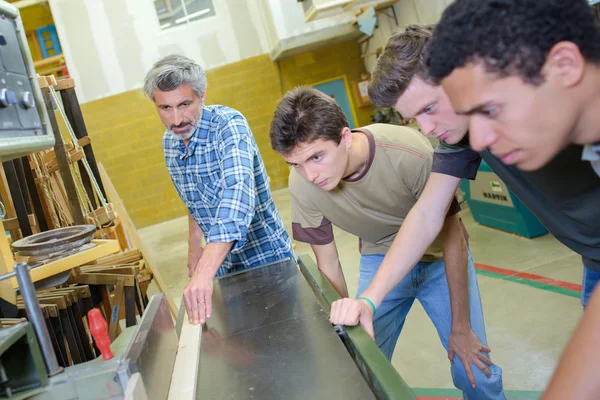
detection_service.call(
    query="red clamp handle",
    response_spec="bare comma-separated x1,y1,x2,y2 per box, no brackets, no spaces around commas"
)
88,308,113,360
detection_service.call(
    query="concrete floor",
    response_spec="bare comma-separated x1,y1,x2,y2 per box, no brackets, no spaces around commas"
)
139,187,583,396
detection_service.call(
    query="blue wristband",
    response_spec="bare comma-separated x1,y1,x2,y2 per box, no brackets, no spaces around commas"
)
357,297,376,315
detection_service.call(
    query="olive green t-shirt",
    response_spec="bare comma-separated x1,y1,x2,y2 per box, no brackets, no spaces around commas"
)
290,123,460,262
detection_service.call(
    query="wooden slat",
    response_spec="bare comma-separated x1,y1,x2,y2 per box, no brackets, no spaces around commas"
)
91,249,142,267
33,55,65,69
68,272,135,287
79,264,140,274
55,78,75,92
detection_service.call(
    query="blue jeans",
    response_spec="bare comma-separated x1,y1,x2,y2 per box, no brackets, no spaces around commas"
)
581,265,600,308
357,252,505,400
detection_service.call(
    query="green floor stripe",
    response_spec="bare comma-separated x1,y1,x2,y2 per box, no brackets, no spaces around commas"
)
475,269,581,299
412,387,542,399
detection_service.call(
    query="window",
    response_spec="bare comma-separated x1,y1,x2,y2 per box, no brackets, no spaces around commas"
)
154,0,216,30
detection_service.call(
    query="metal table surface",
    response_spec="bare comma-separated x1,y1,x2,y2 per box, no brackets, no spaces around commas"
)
196,258,377,400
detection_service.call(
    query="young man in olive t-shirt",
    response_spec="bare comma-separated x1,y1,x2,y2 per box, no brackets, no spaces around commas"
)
269,87,505,399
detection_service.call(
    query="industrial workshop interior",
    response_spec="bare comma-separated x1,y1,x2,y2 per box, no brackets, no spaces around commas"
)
0,0,599,399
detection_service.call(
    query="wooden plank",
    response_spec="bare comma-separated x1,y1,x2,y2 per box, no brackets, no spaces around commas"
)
98,163,177,317
167,319,202,400
9,239,120,289
125,373,149,400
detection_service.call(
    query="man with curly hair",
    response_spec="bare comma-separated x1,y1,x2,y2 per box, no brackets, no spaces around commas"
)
426,0,600,175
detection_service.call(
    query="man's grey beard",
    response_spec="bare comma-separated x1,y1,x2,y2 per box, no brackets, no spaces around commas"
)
167,112,202,141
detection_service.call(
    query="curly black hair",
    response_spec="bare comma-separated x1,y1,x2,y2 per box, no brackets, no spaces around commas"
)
426,0,600,85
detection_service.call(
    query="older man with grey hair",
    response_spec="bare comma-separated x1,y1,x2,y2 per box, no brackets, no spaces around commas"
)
143,54,294,325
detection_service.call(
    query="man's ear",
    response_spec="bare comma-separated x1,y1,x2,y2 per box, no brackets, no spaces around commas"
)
200,91,207,103
544,41,585,88
340,127,353,149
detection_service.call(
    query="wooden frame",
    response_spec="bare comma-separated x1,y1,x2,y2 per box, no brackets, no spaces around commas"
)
9,239,120,289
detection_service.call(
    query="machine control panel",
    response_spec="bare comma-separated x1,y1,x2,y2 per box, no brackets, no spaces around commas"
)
0,2,54,161
0,16,42,134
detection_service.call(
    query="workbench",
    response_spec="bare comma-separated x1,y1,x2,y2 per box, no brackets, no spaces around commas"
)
170,255,417,400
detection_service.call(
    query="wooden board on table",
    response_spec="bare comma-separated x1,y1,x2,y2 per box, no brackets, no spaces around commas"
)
167,319,202,400
97,163,177,318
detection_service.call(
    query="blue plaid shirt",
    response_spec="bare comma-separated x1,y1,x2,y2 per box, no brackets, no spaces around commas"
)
163,105,294,271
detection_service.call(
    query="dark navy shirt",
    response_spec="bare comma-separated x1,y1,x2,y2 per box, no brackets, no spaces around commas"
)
432,138,600,272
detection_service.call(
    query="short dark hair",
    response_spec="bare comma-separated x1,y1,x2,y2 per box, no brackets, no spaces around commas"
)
368,24,435,107
426,0,600,85
270,87,348,155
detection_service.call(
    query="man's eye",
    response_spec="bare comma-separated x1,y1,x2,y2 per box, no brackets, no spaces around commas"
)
425,105,434,114
312,155,322,161
180,103,190,108
161,106,171,110
481,107,496,117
